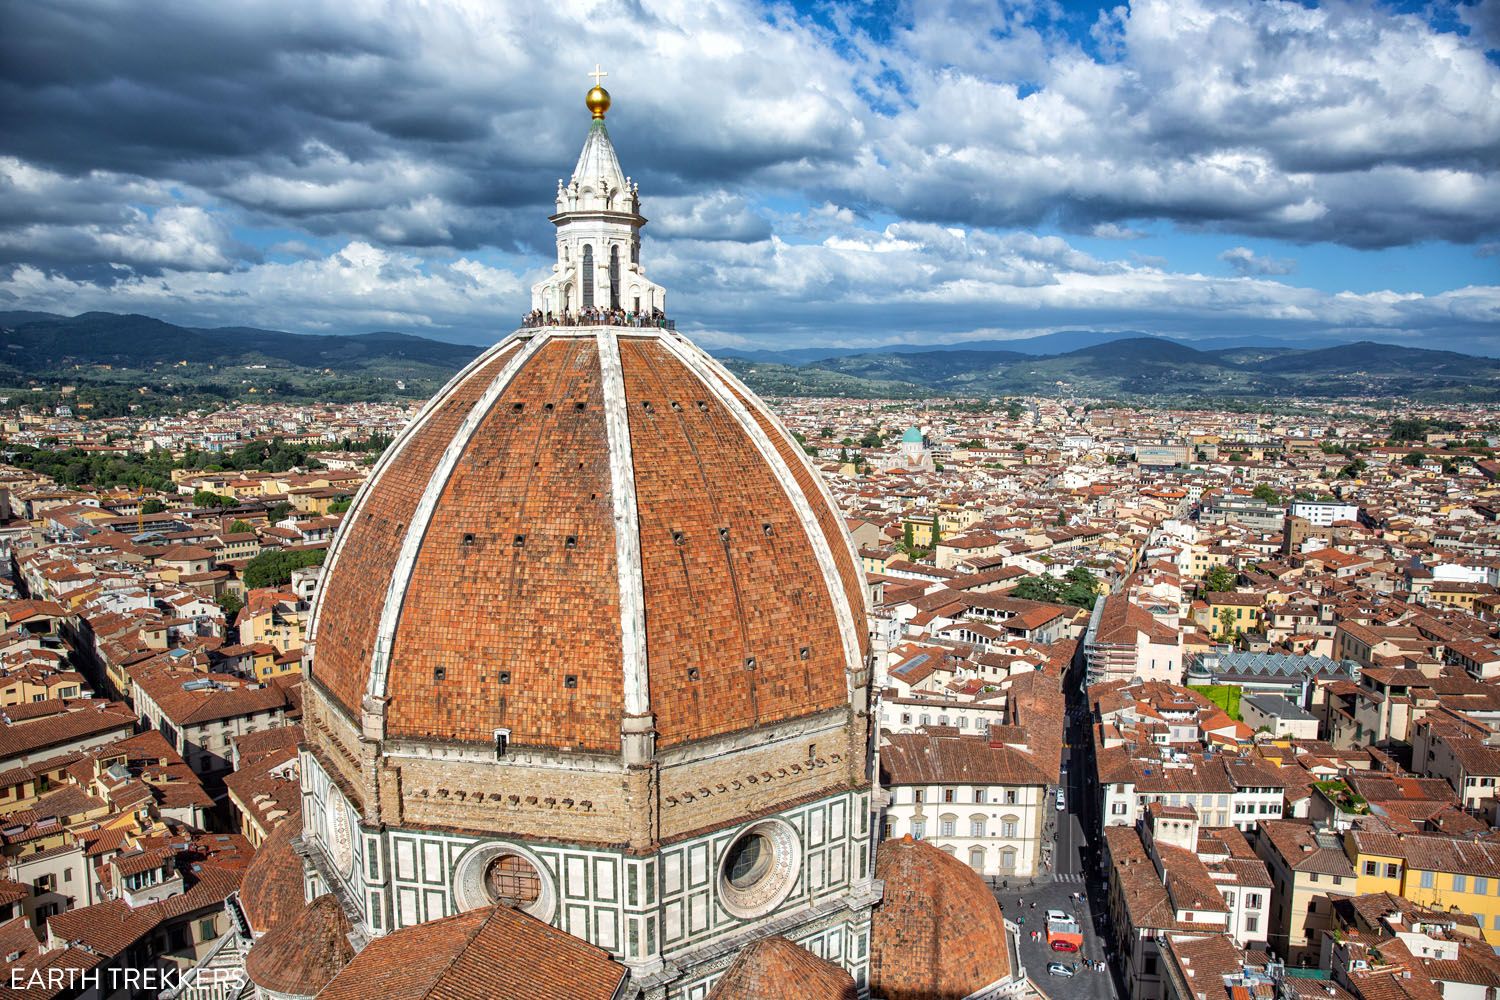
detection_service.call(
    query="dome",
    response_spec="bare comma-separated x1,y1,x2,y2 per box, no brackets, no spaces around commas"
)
707,936,856,1000
238,817,306,936
901,426,923,444
308,328,868,753
870,837,1011,1000
244,894,355,998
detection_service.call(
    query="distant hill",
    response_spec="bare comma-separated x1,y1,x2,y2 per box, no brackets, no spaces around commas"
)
714,329,1155,365
2,311,1496,403
0,312,480,372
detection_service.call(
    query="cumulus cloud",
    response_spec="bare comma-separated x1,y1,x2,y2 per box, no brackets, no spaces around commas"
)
1090,223,1147,240
644,222,1497,347
0,0,1495,346
0,242,525,338
1219,246,1297,277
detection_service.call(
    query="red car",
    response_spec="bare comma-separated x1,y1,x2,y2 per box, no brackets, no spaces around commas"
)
1050,939,1080,952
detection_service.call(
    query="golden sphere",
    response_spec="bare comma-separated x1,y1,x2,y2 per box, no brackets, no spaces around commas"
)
585,85,611,119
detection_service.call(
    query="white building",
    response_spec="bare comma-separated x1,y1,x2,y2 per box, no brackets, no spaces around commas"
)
878,728,1050,878
1290,501,1360,527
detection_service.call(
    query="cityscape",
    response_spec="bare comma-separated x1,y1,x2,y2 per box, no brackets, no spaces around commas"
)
2,2,1499,1000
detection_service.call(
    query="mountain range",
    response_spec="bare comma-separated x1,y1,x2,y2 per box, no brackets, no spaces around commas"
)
2,310,1496,403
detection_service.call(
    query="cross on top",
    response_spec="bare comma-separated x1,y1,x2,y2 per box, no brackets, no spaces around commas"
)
589,64,607,87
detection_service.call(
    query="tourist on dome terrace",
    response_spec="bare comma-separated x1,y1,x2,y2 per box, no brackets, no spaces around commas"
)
520,307,670,329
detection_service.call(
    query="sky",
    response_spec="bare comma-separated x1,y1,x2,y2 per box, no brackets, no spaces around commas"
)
1,0,1498,354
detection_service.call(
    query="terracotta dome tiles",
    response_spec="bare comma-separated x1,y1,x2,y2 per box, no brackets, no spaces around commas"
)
309,329,865,753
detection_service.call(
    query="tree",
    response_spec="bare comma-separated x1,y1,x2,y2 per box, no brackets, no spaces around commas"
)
1204,565,1236,593
328,498,352,514
1218,607,1238,640
903,521,915,553
194,489,235,508
1402,452,1427,467
218,591,244,619
266,501,292,522
1390,417,1428,442
1013,575,1065,604
818,426,834,439
1251,484,1281,505
859,430,883,449
242,547,327,589
1338,458,1367,479
140,499,166,514
228,519,253,534
1060,567,1101,608
930,518,942,548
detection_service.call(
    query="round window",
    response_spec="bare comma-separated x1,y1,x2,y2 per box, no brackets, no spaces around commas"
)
453,844,556,922
718,820,800,919
484,854,541,909
724,832,774,890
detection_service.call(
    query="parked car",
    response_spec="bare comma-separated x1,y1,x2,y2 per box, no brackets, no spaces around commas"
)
1056,788,1066,810
1048,963,1075,977
1051,939,1080,952
1046,909,1069,924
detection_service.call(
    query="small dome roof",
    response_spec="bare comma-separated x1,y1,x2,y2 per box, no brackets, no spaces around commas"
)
901,426,923,444
245,894,354,998
238,817,305,936
707,936,856,1000
870,837,1011,1000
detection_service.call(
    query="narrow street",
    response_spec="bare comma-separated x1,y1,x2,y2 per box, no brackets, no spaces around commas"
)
993,657,1119,1000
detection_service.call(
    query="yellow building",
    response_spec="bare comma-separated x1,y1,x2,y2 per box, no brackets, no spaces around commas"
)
1203,592,1265,638
1347,830,1500,944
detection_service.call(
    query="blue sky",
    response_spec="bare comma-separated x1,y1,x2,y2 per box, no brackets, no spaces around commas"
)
1,0,1497,353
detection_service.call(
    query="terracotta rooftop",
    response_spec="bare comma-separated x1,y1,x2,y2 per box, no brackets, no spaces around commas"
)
870,836,1009,1000
707,936,856,1000
245,894,354,996
317,902,628,1000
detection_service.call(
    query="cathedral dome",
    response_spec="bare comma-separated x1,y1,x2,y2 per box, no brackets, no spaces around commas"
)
307,328,868,753
870,837,1012,1000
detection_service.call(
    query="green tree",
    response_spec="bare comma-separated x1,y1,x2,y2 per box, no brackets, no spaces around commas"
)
194,489,235,508
228,519,253,534
218,591,244,619
1251,484,1281,505
1060,566,1101,608
1390,417,1428,442
242,548,328,589
266,501,292,522
140,499,166,514
1204,565,1236,593
1013,575,1065,604
903,521,915,553
930,518,942,548
859,430,883,449
1402,452,1427,467
1218,606,1238,640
